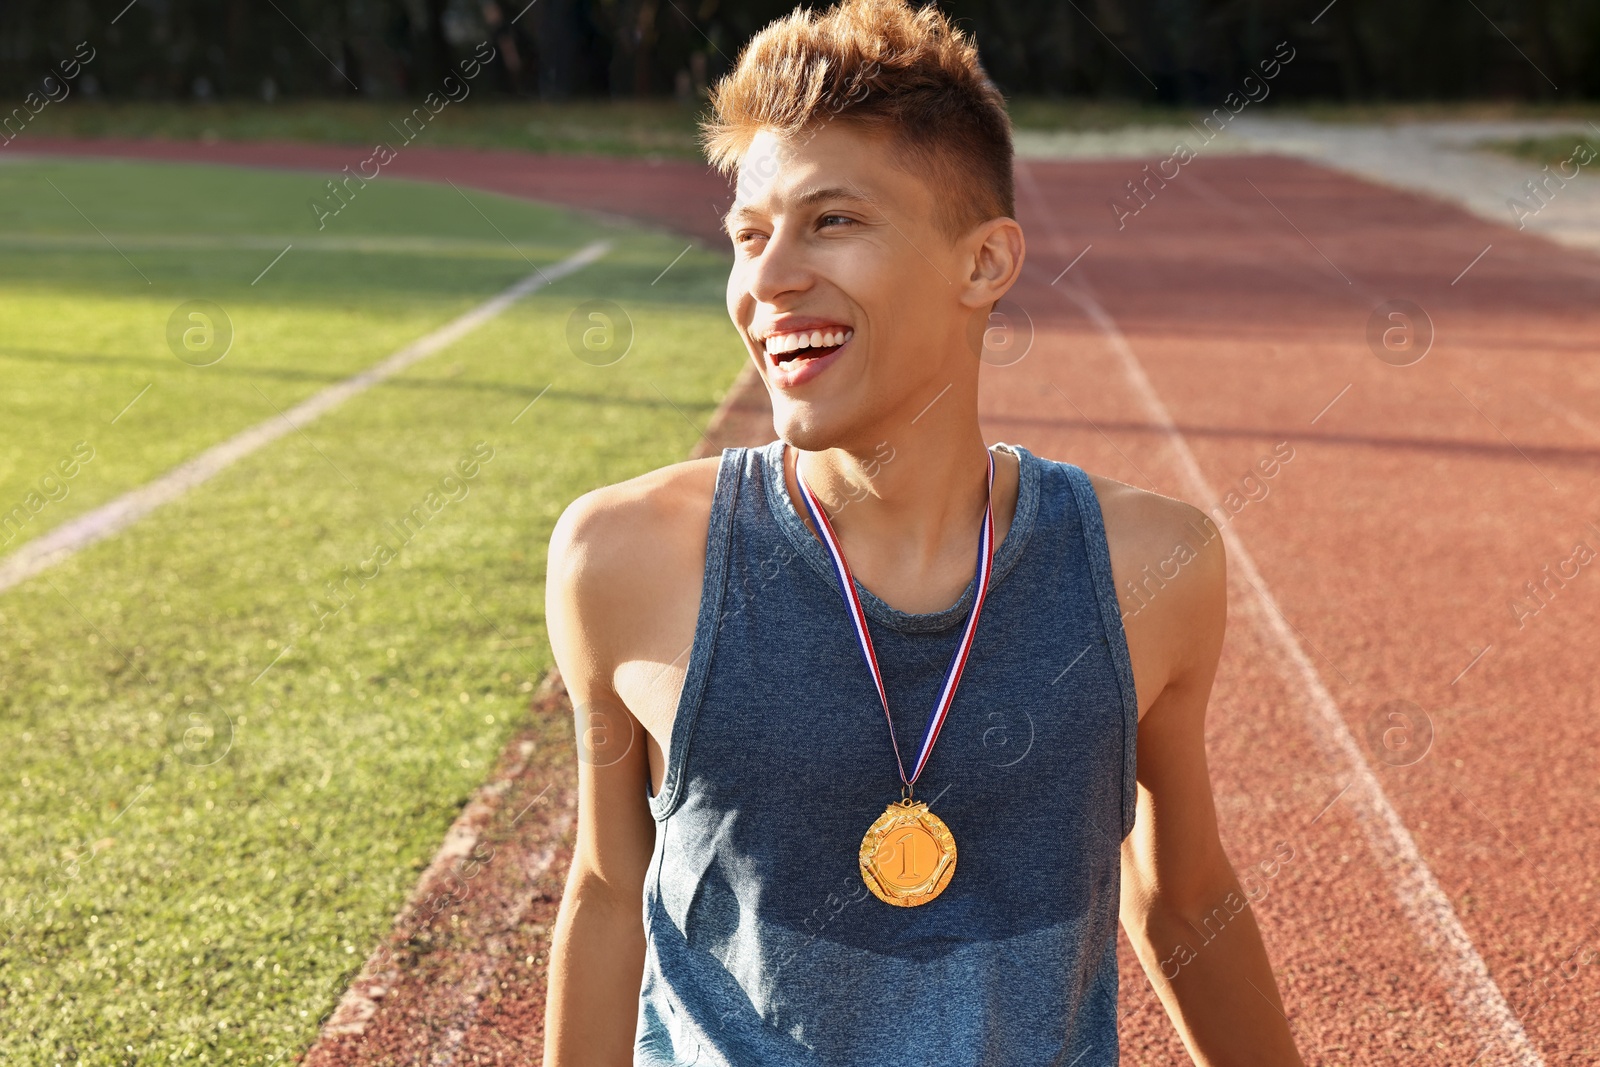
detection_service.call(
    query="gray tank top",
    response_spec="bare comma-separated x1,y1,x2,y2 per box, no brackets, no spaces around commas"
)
636,440,1137,1066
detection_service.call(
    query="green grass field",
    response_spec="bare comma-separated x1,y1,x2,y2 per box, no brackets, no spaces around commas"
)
20,99,714,159
22,99,1600,162
1482,131,1600,171
19,98,1199,159
0,158,745,1062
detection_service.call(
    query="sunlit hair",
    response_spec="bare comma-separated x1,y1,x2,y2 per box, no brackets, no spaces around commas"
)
700,0,1014,241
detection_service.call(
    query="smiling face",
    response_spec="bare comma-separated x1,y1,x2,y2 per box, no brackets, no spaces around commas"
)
724,121,1018,453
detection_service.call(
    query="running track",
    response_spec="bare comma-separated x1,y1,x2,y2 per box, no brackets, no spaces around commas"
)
20,137,1600,1064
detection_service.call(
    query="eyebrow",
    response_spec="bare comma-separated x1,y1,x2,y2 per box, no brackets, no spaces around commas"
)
722,185,879,236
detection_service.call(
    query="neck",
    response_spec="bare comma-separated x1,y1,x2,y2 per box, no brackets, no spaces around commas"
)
786,403,1018,615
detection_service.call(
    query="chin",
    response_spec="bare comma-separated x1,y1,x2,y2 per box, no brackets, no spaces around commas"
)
768,399,861,454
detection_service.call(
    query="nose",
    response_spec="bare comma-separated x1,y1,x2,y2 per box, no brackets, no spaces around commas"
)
745,222,815,305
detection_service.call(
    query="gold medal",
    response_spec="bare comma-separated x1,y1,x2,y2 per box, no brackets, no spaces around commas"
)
793,446,997,907
859,798,958,907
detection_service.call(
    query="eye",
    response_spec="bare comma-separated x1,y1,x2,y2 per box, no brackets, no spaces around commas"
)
734,229,768,246
818,213,855,229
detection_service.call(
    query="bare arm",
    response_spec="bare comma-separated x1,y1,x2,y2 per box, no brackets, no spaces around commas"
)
1113,500,1306,1066
542,492,656,1067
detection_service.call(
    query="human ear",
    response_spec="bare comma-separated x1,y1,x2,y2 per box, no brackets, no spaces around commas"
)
959,217,1025,310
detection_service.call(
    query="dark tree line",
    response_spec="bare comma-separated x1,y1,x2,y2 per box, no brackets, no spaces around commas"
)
1,0,1595,102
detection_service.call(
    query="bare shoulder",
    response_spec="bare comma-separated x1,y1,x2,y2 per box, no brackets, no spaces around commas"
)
546,457,722,665
1085,474,1226,591
1085,473,1227,715
551,456,722,551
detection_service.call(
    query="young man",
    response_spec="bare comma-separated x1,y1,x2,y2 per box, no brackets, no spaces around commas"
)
543,0,1306,1063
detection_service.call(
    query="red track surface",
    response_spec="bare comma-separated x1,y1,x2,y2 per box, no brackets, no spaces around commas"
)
24,137,1600,1064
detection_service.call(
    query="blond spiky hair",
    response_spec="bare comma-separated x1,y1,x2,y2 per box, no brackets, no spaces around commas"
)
700,0,1014,240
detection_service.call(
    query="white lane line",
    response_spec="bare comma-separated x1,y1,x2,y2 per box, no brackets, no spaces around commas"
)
0,240,610,596
1057,272,1546,1067
1018,160,1543,1065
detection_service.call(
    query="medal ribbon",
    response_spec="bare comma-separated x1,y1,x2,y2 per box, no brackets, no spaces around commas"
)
794,446,997,789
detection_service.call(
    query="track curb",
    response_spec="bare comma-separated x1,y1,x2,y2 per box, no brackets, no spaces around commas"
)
299,338,771,1064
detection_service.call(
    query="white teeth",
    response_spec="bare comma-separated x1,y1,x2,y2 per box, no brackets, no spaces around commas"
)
761,327,855,357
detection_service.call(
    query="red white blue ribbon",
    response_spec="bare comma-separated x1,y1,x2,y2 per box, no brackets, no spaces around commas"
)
794,446,997,789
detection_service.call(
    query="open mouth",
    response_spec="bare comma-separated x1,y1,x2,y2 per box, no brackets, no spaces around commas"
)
763,327,853,366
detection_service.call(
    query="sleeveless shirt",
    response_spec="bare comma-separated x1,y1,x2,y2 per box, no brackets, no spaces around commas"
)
636,440,1138,1066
